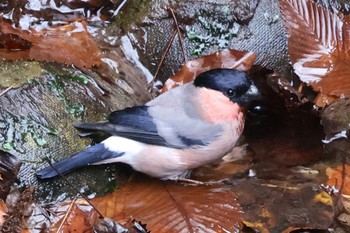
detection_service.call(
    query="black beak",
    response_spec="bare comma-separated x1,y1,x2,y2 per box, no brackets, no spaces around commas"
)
234,83,261,106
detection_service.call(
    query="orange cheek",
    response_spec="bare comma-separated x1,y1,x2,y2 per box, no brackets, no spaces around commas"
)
198,89,244,123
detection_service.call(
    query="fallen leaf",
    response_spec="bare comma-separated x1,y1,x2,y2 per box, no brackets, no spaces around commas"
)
0,187,34,233
161,49,256,92
0,150,21,200
321,99,350,137
326,164,350,196
49,198,96,233
279,0,350,106
42,175,243,232
92,175,243,232
0,200,6,226
0,19,101,70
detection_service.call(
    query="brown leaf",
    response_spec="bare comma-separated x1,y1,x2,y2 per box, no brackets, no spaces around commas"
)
0,19,101,70
0,200,6,226
161,49,256,92
279,0,350,106
92,175,243,233
0,151,21,200
321,99,350,137
49,199,96,233
1,187,34,233
326,164,350,195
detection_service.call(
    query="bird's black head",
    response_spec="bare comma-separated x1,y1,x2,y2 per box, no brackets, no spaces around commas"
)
193,68,260,106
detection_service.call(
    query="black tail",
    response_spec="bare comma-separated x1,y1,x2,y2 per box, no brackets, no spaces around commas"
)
37,143,123,179
73,121,117,137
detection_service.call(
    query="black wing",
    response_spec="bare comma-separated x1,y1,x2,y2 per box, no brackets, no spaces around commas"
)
73,106,207,148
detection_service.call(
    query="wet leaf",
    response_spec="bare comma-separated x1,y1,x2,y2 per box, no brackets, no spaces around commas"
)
161,49,256,92
279,0,350,107
0,151,21,199
92,175,243,232
0,200,6,226
326,164,350,195
42,175,243,232
0,19,101,70
321,99,350,138
1,187,34,233
49,199,96,233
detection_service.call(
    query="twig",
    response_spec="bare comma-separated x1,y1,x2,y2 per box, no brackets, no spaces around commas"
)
0,85,14,97
298,82,304,93
335,157,347,214
57,196,78,232
168,7,187,63
45,158,105,218
112,0,128,17
148,29,177,90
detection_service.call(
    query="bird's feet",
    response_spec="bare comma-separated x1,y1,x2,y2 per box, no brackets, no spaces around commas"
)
170,177,231,186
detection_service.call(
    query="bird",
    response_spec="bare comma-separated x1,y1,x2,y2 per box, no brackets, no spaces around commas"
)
37,68,260,180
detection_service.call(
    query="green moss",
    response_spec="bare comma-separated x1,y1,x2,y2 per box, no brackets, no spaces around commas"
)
186,9,240,55
0,60,42,87
0,110,58,153
47,72,87,118
114,0,153,30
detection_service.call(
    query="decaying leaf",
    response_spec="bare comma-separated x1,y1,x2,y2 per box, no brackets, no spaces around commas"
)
0,187,34,233
0,150,21,200
41,175,243,232
0,19,101,70
49,198,96,233
161,49,256,92
326,164,350,196
0,200,6,226
321,99,350,138
92,175,243,232
279,0,350,107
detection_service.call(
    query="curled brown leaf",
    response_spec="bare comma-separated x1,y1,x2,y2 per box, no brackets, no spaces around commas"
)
161,49,256,93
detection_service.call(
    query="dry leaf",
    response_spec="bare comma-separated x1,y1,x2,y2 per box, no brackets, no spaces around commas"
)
0,19,101,70
161,49,256,92
280,0,350,106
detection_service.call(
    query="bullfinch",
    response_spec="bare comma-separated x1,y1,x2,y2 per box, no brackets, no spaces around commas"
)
37,68,260,180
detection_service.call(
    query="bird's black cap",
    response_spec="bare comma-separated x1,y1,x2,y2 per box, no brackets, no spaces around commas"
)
194,68,260,106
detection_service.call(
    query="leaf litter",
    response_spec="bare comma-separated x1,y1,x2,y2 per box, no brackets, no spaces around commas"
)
0,0,350,232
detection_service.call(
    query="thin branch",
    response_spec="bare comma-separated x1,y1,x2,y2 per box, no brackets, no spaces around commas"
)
168,7,187,63
112,0,128,17
0,85,14,97
57,196,78,232
148,29,177,91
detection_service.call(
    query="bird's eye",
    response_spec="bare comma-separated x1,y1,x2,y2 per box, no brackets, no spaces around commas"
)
226,88,236,97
